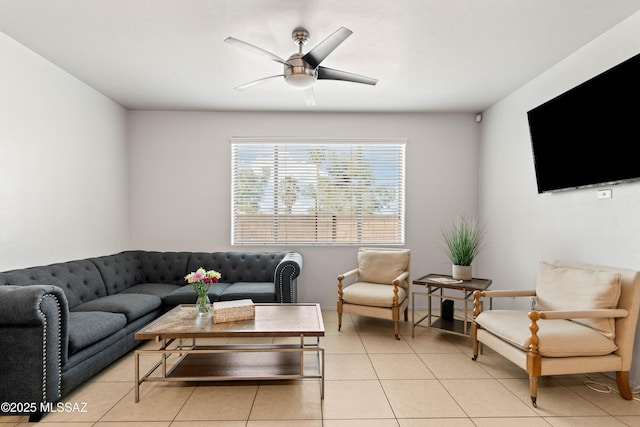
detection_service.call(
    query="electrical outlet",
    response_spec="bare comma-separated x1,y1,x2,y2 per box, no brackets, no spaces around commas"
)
597,189,612,199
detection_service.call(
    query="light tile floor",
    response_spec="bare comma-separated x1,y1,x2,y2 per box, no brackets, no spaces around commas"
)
1,310,640,426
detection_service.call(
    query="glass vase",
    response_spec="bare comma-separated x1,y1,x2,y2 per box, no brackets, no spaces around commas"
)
195,294,211,316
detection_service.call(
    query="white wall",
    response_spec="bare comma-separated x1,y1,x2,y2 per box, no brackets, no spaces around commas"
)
0,32,129,270
128,111,480,308
479,11,640,388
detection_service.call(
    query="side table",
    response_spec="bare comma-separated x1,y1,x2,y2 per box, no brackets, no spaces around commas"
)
412,273,492,338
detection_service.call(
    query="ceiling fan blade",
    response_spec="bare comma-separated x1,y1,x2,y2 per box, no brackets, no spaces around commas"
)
302,27,352,69
224,37,289,65
235,75,283,91
317,66,378,85
303,87,316,106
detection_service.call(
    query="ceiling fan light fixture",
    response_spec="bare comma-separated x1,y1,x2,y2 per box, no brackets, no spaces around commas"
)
284,53,317,89
285,73,316,89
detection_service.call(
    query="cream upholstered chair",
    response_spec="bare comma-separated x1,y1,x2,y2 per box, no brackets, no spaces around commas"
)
337,247,410,339
471,261,640,407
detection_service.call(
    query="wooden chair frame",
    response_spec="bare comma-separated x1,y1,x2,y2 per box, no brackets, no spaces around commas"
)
337,269,409,339
470,262,640,407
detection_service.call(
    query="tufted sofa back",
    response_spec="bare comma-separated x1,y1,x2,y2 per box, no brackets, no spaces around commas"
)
0,250,301,306
187,252,285,284
90,251,192,292
0,260,106,309
89,251,145,294
138,251,191,285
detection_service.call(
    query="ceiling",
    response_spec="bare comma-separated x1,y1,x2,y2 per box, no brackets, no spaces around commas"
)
1,0,640,113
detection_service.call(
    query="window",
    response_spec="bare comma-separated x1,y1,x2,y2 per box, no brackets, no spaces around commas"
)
231,137,406,245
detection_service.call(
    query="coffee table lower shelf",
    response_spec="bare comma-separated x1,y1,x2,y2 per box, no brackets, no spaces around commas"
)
135,343,324,401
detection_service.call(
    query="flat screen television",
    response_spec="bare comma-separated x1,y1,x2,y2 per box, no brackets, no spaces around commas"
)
527,52,640,193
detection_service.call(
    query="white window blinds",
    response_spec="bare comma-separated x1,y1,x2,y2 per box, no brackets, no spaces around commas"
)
231,137,406,245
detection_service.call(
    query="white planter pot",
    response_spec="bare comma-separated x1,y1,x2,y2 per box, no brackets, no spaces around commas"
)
452,265,472,281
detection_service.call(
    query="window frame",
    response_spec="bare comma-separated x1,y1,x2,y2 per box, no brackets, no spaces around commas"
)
231,137,406,246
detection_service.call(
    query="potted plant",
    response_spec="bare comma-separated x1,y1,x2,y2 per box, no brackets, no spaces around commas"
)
441,213,486,280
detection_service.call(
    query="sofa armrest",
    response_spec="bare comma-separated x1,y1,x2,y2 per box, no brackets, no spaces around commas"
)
0,285,69,414
274,252,303,303
0,285,68,325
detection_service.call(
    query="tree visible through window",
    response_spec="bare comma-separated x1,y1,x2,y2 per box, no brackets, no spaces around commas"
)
231,138,406,245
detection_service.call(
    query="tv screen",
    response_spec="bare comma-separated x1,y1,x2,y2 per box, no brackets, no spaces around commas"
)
527,52,640,193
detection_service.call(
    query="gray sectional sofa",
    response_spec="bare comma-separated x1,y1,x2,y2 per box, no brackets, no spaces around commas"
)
0,250,302,421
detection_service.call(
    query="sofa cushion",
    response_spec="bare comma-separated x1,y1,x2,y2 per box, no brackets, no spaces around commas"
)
163,283,231,306
0,259,107,309
118,283,182,299
475,309,618,357
71,293,161,322
220,282,276,303
357,248,410,289
535,261,621,338
67,311,127,354
342,282,407,308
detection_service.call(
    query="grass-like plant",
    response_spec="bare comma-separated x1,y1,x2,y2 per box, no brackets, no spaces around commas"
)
441,214,486,266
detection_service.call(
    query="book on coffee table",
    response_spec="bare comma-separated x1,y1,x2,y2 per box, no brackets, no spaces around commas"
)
428,276,463,284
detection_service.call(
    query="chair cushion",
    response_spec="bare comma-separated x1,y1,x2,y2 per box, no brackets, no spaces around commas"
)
67,311,127,354
342,282,407,308
535,261,621,338
475,310,618,357
72,293,161,322
357,248,410,288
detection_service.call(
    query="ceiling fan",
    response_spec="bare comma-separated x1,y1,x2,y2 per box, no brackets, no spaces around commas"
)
224,27,378,106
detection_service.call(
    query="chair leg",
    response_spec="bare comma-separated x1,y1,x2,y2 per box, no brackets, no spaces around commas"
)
529,375,538,407
392,305,400,340
337,299,343,332
617,371,632,400
404,307,409,321
471,323,479,360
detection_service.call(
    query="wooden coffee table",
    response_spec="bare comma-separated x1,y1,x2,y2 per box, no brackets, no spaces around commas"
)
134,303,325,402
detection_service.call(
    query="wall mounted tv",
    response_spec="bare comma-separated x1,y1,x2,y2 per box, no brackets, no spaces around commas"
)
527,52,640,193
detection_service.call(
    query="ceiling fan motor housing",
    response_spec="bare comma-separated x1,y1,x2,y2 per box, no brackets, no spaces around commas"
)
291,27,309,46
284,53,317,89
